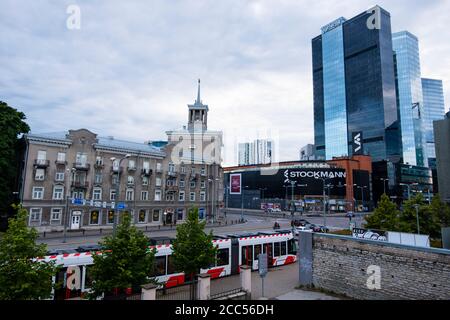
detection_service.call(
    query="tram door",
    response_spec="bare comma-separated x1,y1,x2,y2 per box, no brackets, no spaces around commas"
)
241,245,253,268
230,239,239,275
253,244,262,270
263,243,273,266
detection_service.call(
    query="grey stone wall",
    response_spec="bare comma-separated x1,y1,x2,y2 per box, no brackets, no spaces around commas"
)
311,234,450,300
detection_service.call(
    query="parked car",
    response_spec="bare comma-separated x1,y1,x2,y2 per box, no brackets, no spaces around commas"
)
292,219,310,227
273,222,281,229
46,248,78,255
294,226,313,236
76,244,103,253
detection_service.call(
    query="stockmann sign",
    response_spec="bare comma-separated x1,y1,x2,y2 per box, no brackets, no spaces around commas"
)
284,169,346,183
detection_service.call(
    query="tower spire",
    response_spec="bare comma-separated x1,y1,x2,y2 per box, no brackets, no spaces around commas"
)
196,78,201,104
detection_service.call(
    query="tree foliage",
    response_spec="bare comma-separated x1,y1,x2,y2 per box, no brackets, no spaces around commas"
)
400,194,442,238
88,214,155,299
0,205,57,300
0,101,30,227
172,207,217,278
365,194,400,231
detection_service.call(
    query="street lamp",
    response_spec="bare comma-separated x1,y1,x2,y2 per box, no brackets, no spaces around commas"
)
399,182,418,200
413,204,420,234
240,185,249,222
110,154,131,236
380,178,389,195
354,184,367,212
63,167,76,243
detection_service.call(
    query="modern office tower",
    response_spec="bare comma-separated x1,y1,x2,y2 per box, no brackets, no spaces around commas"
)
300,144,316,160
312,7,400,163
238,142,254,166
433,112,450,203
238,139,272,165
422,78,446,168
392,31,427,167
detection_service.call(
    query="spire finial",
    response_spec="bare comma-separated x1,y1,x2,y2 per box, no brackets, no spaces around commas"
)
196,79,201,104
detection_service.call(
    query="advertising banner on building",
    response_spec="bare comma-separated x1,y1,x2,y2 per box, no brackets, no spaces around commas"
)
352,228,387,241
230,173,242,194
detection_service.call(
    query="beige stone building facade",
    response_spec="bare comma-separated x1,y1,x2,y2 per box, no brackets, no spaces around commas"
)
19,81,223,232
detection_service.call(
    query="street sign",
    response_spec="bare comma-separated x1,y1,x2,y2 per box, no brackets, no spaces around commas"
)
258,254,268,278
117,202,127,210
72,198,84,205
111,202,115,209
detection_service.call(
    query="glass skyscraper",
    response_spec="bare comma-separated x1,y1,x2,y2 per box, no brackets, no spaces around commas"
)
422,78,446,168
392,31,427,167
313,7,400,163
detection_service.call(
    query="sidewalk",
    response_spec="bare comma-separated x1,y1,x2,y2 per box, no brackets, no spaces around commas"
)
275,289,341,300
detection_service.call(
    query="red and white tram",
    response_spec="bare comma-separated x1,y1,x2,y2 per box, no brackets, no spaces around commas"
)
41,230,297,299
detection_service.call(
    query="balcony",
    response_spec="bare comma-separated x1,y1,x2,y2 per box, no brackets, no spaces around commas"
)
111,167,123,174
179,170,187,176
141,168,152,176
165,185,179,193
55,159,67,166
71,181,89,189
34,159,50,168
167,171,178,177
94,162,104,169
155,168,163,174
127,165,137,172
127,180,135,186
73,162,90,171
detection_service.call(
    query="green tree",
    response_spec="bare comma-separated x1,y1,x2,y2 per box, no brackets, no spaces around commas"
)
88,214,156,299
0,205,58,300
172,207,217,279
0,101,30,229
429,194,450,228
364,194,401,231
399,194,441,238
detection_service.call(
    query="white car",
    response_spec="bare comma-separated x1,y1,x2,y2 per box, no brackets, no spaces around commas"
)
294,226,313,236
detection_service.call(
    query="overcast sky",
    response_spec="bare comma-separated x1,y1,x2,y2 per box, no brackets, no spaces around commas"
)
1,0,449,166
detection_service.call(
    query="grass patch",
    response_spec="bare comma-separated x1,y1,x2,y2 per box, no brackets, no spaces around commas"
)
329,229,352,236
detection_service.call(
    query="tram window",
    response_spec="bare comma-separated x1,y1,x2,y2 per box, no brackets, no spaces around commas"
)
274,242,281,257
281,241,287,256
288,239,297,254
216,248,229,266
254,244,262,259
167,255,178,274
153,256,167,276
241,246,253,266
84,265,94,290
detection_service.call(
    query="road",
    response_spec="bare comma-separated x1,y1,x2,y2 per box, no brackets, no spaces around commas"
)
38,211,366,249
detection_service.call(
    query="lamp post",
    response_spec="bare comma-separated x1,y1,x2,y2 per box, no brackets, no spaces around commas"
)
413,204,420,234
380,178,389,195
354,184,367,212
240,185,249,222
399,182,418,200
63,167,76,243
110,154,131,237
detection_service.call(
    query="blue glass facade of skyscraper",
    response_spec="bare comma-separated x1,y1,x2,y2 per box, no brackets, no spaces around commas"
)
422,78,446,167
322,18,348,159
392,31,427,167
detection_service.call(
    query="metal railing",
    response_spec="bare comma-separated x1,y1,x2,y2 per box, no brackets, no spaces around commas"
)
156,280,197,300
210,287,247,300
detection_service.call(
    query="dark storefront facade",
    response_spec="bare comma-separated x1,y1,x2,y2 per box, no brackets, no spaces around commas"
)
224,159,372,213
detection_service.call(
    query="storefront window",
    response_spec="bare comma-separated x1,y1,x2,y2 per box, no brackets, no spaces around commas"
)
90,210,99,225
138,209,146,223
152,209,160,222
107,210,114,224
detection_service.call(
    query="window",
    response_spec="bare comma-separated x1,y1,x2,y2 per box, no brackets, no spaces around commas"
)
167,255,179,274
274,242,281,257
94,172,102,184
168,163,175,172
51,208,62,223
90,210,99,225
57,152,66,162
179,179,185,188
165,194,174,201
191,167,196,175
156,163,162,171
72,191,84,199
35,169,45,181
281,241,287,256
143,161,150,170
107,210,115,224
32,187,44,199
75,152,87,165
141,191,148,201
110,190,116,201
217,248,229,266
142,176,149,186
93,188,102,201
153,256,166,276
254,244,262,259
154,190,161,201
37,150,47,160
201,180,206,188
126,188,134,201
177,208,184,221
29,208,42,223
288,239,297,255
155,177,162,187
200,191,206,202
128,159,136,169
179,191,185,201
55,171,64,181
112,175,119,185
52,186,64,200
127,176,134,185
138,209,146,223
152,209,160,222
201,167,206,175
241,246,253,266
180,166,186,174
112,160,119,171
95,156,103,165
190,181,196,188
190,192,195,202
